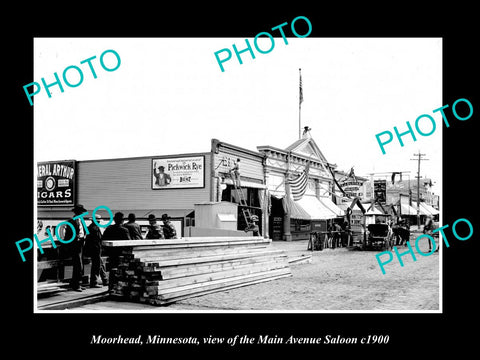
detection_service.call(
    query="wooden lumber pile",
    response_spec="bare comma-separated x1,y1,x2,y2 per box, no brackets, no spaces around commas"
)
37,281,68,298
103,237,291,306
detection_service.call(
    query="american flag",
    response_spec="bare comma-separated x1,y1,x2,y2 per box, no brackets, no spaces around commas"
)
299,69,303,105
289,162,310,201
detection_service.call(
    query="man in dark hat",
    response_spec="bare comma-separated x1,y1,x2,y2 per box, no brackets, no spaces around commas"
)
84,214,108,288
102,212,131,240
161,214,177,239
63,204,88,291
145,214,164,239
153,165,172,187
123,213,143,240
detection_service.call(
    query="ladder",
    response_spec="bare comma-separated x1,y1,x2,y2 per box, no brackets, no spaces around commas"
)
228,165,256,232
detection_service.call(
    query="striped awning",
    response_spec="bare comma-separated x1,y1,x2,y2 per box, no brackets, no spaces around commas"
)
319,197,345,217
295,195,339,220
420,202,439,216
282,195,311,220
400,203,419,215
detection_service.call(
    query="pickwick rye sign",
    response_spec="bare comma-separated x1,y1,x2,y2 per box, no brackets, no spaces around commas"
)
152,156,205,189
37,160,76,206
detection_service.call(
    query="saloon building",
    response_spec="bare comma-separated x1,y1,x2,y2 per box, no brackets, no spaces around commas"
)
258,128,344,240
37,129,347,242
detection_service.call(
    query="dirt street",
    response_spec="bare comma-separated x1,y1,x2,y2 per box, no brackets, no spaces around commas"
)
79,234,440,312
167,238,440,311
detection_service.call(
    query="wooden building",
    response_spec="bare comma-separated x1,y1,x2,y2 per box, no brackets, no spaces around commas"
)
37,139,268,241
37,131,344,243
258,128,344,241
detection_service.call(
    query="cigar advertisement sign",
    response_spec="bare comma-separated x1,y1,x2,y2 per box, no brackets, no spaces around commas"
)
152,156,205,189
37,160,76,206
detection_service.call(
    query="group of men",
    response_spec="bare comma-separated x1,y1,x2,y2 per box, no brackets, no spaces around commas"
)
62,204,177,292
327,221,349,248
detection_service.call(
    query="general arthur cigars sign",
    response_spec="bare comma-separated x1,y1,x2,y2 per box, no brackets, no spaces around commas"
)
37,160,76,206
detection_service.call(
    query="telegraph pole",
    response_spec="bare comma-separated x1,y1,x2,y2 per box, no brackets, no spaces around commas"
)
410,152,429,228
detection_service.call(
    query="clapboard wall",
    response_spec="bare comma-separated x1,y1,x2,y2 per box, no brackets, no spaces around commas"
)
76,153,212,212
212,140,265,182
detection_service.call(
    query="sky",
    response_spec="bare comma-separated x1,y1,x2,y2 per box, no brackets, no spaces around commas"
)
34,37,442,194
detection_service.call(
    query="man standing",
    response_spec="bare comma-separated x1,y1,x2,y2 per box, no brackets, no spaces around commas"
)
161,214,177,239
424,215,435,252
102,212,131,240
154,165,172,187
84,214,108,288
123,213,143,240
63,204,88,292
146,214,164,239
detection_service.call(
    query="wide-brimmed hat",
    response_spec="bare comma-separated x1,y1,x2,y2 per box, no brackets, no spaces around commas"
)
113,212,125,221
161,214,171,221
71,204,87,213
148,214,157,221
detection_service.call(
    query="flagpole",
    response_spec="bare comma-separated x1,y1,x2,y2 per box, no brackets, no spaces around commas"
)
299,68,302,139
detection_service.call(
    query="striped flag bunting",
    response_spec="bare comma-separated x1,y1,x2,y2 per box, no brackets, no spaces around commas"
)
289,162,310,201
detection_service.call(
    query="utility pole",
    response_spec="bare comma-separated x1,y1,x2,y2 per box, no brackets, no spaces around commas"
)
410,152,429,228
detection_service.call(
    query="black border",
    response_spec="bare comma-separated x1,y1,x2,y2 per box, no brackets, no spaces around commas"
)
7,4,479,356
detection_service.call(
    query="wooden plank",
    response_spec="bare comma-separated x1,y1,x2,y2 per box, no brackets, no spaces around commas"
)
130,244,270,261
154,267,292,299
117,255,288,291
138,253,285,271
159,254,287,274
152,272,292,305
105,235,292,307
38,291,110,310
147,268,292,304
124,240,269,252
103,236,270,248
112,257,289,295
288,254,313,265
156,254,289,280
140,257,287,278
144,259,289,292
136,249,285,268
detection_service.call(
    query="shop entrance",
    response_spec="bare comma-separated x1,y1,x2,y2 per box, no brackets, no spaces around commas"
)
269,196,285,241
221,184,263,234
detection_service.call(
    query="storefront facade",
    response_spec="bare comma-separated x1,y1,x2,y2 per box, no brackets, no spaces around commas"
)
210,139,267,235
37,152,212,239
36,131,346,242
258,129,344,241
37,139,268,242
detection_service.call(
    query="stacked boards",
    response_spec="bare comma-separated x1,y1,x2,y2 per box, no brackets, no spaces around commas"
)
103,237,292,306
37,281,68,298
